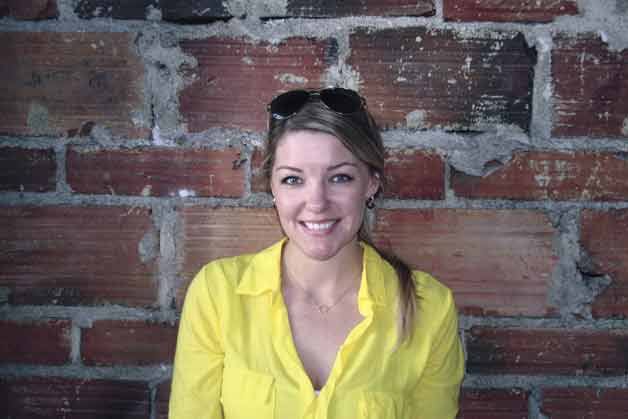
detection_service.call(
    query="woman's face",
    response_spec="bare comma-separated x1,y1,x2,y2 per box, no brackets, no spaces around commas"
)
270,130,380,262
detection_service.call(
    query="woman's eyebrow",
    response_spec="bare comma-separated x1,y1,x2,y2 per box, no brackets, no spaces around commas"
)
274,165,302,172
274,162,358,172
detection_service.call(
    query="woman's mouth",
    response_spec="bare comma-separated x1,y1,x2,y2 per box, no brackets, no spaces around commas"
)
301,220,337,232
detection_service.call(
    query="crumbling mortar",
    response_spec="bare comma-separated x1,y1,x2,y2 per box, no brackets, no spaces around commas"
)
152,203,179,313
459,314,628,331
529,387,547,419
70,323,81,364
378,198,628,211
0,364,172,381
0,305,177,325
527,30,554,142
463,374,628,389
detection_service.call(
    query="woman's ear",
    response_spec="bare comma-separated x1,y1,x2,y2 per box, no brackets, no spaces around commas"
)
367,172,381,199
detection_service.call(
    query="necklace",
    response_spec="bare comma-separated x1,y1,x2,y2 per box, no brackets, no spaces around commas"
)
287,276,358,314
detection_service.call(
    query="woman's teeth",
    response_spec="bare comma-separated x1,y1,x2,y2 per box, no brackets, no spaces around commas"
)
303,221,335,231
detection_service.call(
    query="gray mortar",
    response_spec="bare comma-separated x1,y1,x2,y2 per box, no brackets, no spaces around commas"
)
153,204,179,311
528,30,554,141
619,0,628,14
529,387,547,419
70,324,81,364
0,364,172,381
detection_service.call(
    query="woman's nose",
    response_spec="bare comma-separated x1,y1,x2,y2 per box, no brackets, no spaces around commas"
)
305,180,328,212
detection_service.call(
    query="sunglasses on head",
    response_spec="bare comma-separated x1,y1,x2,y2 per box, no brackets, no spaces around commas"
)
267,88,366,121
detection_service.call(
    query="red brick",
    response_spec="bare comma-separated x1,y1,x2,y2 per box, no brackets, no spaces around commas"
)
0,377,150,419
0,0,58,19
286,0,434,17
0,32,148,138
155,380,171,419
372,209,558,316
75,0,157,19
66,147,245,197
0,147,56,192
541,388,628,418
384,149,444,199
179,37,336,132
179,206,283,307
458,389,528,419
250,147,270,193
444,0,577,22
451,151,628,201
82,320,177,366
467,327,628,375
553,35,628,138
348,29,536,131
0,206,158,306
0,319,71,364
580,209,628,318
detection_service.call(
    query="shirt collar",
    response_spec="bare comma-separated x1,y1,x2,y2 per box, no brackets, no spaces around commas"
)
236,238,389,307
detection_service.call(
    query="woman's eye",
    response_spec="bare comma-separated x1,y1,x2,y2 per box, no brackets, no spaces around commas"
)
330,174,354,183
280,176,302,185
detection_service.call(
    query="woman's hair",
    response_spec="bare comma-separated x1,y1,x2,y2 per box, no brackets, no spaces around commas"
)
262,93,418,343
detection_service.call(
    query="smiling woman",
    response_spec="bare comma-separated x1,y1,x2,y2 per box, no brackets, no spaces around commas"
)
169,88,465,419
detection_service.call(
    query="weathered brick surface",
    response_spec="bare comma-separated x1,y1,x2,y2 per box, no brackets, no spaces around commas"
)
384,149,445,199
286,0,434,17
0,206,158,306
458,389,528,419
451,151,628,201
0,0,58,19
348,29,536,131
82,320,177,366
541,388,628,418
0,320,71,364
580,209,628,318
467,327,628,375
155,380,171,419
179,37,337,132
0,377,150,419
553,34,628,138
66,147,245,197
74,0,231,21
179,206,283,307
75,0,157,19
0,32,148,138
250,147,270,193
372,209,558,316
444,0,577,22
0,147,56,192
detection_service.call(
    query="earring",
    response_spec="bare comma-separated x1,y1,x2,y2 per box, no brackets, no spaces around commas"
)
272,197,276,206
366,196,376,210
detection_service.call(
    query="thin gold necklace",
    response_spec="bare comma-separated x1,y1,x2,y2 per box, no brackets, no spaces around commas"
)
291,278,356,314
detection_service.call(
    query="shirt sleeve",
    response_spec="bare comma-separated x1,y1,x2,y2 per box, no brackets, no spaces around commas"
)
410,288,465,419
169,265,225,419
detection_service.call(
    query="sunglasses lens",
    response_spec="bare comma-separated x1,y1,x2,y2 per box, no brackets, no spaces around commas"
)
320,88,362,114
270,90,310,118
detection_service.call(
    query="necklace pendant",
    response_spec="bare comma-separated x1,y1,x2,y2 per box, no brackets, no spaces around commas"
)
318,305,330,314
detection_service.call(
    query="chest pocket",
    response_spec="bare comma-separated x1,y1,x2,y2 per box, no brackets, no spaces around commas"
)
221,365,276,419
359,391,407,419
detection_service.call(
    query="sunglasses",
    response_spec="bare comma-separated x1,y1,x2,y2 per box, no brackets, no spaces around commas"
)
267,88,366,121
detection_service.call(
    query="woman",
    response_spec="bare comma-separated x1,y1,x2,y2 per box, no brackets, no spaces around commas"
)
169,88,465,418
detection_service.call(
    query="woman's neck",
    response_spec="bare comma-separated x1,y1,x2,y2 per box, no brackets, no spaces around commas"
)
282,240,363,297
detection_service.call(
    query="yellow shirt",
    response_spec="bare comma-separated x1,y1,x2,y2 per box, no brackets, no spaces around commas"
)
170,240,464,419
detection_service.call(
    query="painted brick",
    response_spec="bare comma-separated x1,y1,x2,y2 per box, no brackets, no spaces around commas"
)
66,147,245,198
372,209,558,316
580,209,628,318
75,0,157,19
451,151,628,201
0,0,58,19
458,389,528,419
0,206,158,306
444,0,577,22
161,0,231,21
0,319,71,364
348,29,536,131
179,37,337,132
82,320,177,366
0,32,148,138
467,327,628,375
0,377,150,419
541,388,628,418
0,147,56,192
553,34,628,138
179,206,283,307
155,380,171,419
286,0,434,17
384,149,444,199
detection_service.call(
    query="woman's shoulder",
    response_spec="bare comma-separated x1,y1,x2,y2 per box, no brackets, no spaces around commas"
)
412,270,455,309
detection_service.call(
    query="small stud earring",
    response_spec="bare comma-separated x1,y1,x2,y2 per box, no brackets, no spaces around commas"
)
366,196,376,210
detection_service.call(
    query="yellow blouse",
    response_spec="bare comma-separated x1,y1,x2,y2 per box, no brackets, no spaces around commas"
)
170,239,465,419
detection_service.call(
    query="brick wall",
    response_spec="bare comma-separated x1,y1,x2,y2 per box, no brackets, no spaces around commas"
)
1,1,628,418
